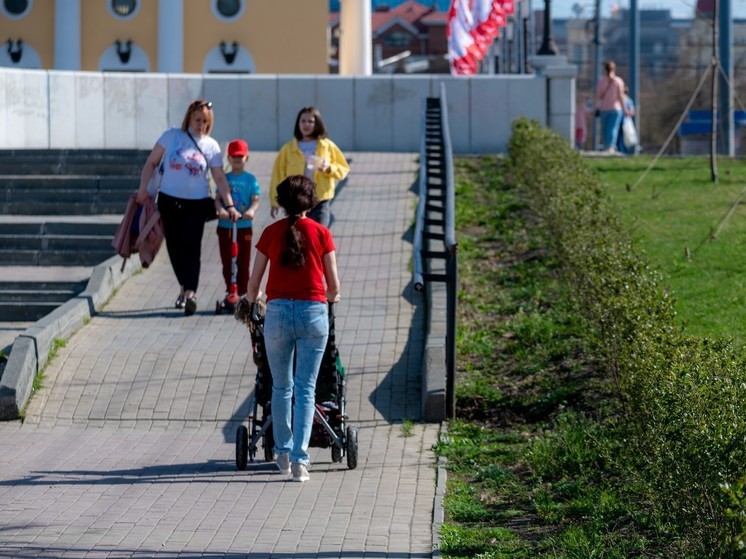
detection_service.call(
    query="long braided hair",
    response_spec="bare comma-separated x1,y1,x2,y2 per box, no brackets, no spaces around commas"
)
276,175,318,269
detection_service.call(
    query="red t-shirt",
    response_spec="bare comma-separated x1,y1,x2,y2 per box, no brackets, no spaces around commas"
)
255,217,336,302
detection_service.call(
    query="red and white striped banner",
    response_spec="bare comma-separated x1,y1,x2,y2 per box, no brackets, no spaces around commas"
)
447,0,510,75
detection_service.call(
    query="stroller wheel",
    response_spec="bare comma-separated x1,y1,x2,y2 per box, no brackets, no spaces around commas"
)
331,440,342,463
236,425,249,471
215,300,222,315
346,425,358,470
263,426,275,463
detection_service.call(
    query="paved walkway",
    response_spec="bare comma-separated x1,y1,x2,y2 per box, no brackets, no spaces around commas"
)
0,152,439,558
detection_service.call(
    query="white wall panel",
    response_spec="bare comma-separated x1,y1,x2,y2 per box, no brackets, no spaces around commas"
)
550,77,574,143
239,76,278,151
0,68,576,154
76,72,105,148
392,76,430,152
470,76,510,153
21,70,49,148
278,76,317,145
49,72,76,148
167,75,203,130
5,70,26,148
436,78,471,154
104,73,137,148
0,70,7,147
135,74,169,149
354,76,393,151
512,76,545,124
205,75,242,147
315,76,354,152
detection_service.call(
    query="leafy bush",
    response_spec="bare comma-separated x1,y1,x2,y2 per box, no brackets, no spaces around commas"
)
507,118,746,556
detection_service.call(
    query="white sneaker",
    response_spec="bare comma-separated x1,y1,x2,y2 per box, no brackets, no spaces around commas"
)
291,463,310,482
276,453,290,475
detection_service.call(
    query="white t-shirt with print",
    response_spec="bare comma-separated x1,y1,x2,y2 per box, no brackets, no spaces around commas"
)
156,127,222,200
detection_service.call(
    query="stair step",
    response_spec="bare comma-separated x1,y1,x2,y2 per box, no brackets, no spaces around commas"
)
0,234,113,250
1,202,127,215
0,175,137,189
0,289,80,303
0,249,114,266
0,223,118,235
0,301,71,321
0,280,86,291
4,190,133,205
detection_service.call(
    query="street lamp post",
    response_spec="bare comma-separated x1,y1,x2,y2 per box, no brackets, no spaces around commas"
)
537,0,559,55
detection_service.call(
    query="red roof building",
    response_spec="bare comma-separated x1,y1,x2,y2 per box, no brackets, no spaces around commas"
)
329,0,448,73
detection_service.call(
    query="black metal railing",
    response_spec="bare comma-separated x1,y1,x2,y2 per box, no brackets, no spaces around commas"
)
413,83,458,419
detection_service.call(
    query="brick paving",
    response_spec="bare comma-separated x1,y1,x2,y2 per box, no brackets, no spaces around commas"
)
0,152,438,559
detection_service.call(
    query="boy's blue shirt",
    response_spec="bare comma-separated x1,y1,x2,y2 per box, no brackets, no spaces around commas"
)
218,170,261,229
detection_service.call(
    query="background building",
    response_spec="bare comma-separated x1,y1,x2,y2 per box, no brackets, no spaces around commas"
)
0,0,329,74
329,0,448,73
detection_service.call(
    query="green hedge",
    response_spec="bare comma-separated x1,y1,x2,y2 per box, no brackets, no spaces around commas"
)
507,118,746,555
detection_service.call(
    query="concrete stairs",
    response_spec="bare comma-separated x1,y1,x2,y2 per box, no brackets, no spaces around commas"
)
0,149,149,322
0,279,87,321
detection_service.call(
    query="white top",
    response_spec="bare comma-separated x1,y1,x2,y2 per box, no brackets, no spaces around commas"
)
156,127,222,200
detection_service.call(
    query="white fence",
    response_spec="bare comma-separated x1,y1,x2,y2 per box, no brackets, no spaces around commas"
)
0,61,576,154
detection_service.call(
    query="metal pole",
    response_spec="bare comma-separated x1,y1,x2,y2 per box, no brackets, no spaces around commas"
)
710,0,719,181
629,0,640,148
592,0,602,150
719,0,734,155
537,0,559,54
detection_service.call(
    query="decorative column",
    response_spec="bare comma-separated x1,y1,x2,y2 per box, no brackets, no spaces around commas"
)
158,0,183,73
339,0,372,75
54,0,81,70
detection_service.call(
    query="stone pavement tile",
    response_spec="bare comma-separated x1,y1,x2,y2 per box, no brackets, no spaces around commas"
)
0,152,438,558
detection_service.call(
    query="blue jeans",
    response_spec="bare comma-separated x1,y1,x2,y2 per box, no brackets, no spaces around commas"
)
264,299,329,465
601,110,623,151
309,199,331,228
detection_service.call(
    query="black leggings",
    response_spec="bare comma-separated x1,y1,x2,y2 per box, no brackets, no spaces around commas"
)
157,192,214,293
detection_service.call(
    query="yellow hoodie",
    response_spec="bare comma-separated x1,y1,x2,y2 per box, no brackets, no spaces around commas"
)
270,137,350,207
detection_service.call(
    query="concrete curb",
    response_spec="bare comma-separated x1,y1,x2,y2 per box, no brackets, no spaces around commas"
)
0,254,140,419
422,272,448,422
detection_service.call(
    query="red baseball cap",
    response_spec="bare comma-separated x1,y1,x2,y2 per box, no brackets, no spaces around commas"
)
227,139,249,157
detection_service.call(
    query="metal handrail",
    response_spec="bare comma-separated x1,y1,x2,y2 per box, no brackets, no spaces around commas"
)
412,84,459,419
440,82,457,252
413,96,428,292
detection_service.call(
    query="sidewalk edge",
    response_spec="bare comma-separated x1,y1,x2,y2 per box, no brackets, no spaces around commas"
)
0,255,140,420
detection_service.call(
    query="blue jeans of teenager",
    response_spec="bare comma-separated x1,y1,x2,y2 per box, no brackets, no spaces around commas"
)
601,110,623,151
264,299,329,465
309,199,331,228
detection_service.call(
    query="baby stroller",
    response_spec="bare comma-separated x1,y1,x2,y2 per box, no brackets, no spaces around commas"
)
234,299,358,471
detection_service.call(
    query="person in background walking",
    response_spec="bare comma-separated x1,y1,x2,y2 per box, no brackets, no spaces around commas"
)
246,175,341,482
616,86,638,155
594,60,626,153
136,99,240,316
270,107,349,228
215,138,261,312
575,93,589,150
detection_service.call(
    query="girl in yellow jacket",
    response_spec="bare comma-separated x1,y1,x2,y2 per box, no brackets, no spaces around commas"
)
270,107,350,228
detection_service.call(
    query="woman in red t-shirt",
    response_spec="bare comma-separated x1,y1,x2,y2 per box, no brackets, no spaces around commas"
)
245,175,340,482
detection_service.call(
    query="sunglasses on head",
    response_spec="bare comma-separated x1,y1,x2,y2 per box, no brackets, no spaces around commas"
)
193,101,213,110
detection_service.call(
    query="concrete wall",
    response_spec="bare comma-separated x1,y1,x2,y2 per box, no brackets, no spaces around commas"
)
0,67,575,154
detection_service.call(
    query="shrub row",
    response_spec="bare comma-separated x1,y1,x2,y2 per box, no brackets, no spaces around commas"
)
506,118,746,555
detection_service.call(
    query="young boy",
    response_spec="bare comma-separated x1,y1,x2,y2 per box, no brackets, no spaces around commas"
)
216,139,261,312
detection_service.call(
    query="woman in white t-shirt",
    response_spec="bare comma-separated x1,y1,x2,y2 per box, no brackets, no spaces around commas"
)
136,100,240,316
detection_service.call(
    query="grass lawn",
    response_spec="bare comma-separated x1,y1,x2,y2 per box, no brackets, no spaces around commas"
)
590,155,746,344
